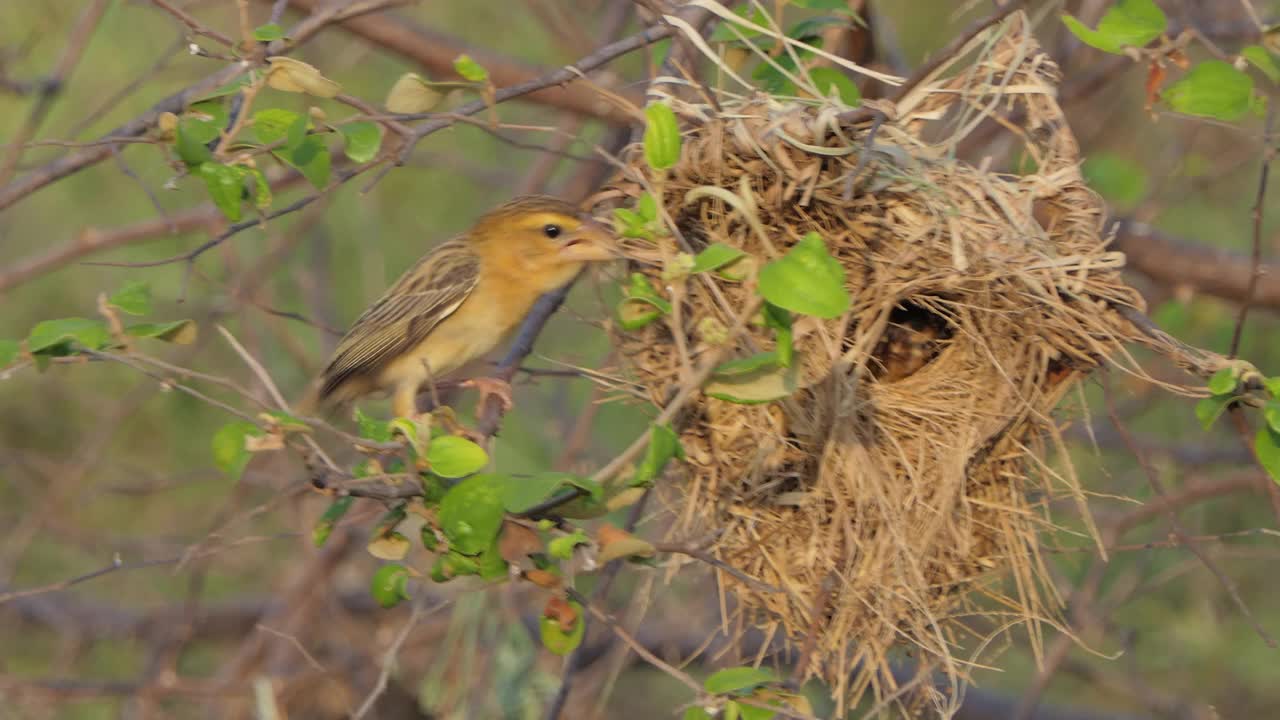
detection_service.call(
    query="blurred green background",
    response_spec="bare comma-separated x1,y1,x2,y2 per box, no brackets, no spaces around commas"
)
3,1,1280,719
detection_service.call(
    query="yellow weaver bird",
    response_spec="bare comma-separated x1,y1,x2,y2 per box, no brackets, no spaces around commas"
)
296,195,616,421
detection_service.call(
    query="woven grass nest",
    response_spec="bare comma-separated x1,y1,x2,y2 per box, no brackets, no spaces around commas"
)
589,13,1220,714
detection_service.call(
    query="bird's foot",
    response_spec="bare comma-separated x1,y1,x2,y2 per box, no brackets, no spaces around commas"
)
462,376,515,415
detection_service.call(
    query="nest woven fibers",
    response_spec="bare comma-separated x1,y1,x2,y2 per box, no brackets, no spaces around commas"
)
589,11,1231,716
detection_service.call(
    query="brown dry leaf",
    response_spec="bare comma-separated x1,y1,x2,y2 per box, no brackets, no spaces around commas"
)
596,523,656,564
523,568,562,589
497,520,542,565
366,532,410,561
543,595,578,632
266,57,341,98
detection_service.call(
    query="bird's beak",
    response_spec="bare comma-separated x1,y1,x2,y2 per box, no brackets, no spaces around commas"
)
559,218,618,263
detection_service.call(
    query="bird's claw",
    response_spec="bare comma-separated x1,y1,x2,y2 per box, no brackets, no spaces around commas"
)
463,376,515,414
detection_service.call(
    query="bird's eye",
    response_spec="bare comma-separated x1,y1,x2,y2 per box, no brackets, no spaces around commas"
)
543,224,562,239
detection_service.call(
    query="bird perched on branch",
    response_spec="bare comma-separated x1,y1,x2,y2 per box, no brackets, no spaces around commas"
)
296,195,616,422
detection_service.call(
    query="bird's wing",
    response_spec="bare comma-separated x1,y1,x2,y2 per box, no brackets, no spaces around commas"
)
318,239,480,400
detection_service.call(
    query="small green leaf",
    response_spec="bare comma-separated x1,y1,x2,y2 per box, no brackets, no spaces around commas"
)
643,102,682,170
355,408,392,442
501,472,603,514
285,114,308,151
683,708,714,720
195,75,252,102
1164,60,1258,122
1208,367,1240,395
788,16,847,41
637,192,658,220
339,121,382,163
438,473,506,555
430,551,480,582
198,162,245,221
692,243,747,274
808,67,861,106
1082,153,1148,209
125,319,198,344
617,273,672,330
370,564,410,608
704,666,777,695
1061,0,1166,54
763,302,793,367
706,353,799,404
736,700,780,720
280,137,331,188
539,602,585,655
175,117,217,166
245,166,272,209
1264,401,1280,434
453,54,489,82
189,100,229,131
312,496,355,547
27,318,111,354
211,421,262,480
758,231,850,318
1256,427,1280,485
1244,45,1280,83
547,529,589,559
791,0,854,10
428,435,489,478
252,108,301,145
420,525,439,551
252,23,285,42
709,6,769,42
1195,395,1233,430
476,539,510,581
0,339,18,368
1265,376,1280,398
631,423,684,487
108,281,152,316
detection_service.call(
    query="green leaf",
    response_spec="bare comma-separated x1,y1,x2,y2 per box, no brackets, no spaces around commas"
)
706,352,799,404
252,23,285,42
125,319,198,344
501,472,604,514
355,408,392,442
692,243,747,274
108,281,152,316
427,435,489,478
281,137,331,188
617,272,672,330
27,318,111,354
430,551,480,582
792,0,854,10
539,602,585,655
547,529,589,559
758,231,850,318
788,16,847,41
195,75,251,102
1264,401,1280,434
1207,367,1240,395
285,114,309,151
631,423,684,487
1265,376,1280,398
763,302,793,367
0,339,18,368
683,709,714,720
704,666,777,695
1082,152,1148,208
637,192,658,220
211,421,262,480
808,67,861,106
1256,427,1280,485
189,100,229,130
368,531,411,561
1244,45,1280,83
1163,60,1259,122
1195,394,1233,430
175,117,217,166
453,54,489,82
312,496,355,547
438,473,506,555
370,564,410,608
476,539,510,581
643,102,682,171
198,162,245,221
709,6,769,42
1061,0,1166,54
339,121,382,163
737,700,780,720
246,166,272,209
252,108,301,145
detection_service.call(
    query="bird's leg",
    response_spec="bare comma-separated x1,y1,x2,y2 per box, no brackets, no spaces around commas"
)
461,376,515,416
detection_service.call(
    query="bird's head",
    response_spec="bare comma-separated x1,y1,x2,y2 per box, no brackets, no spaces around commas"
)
469,195,618,287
